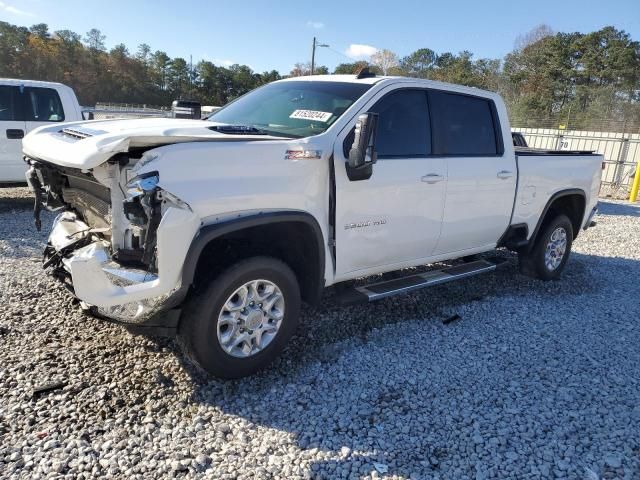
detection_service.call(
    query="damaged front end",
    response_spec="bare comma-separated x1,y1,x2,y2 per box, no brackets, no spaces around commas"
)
25,154,200,331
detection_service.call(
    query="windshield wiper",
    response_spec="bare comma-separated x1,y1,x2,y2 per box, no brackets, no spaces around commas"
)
208,125,268,135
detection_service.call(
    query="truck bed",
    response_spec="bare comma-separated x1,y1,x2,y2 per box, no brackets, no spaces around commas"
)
511,151,603,240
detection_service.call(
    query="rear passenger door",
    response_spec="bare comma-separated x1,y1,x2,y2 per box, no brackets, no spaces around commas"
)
23,86,66,134
0,85,27,182
429,90,516,255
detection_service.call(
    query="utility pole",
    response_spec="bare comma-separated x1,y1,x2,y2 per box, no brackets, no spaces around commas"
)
189,54,193,93
310,37,329,75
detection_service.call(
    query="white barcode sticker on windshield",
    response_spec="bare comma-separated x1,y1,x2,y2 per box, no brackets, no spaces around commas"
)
289,109,332,122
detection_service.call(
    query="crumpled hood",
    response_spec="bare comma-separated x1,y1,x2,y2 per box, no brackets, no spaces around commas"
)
22,117,287,169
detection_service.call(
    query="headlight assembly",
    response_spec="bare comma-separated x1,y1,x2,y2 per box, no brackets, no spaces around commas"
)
126,171,159,199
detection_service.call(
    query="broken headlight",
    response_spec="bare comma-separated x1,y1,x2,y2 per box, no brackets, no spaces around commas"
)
120,171,161,267
123,171,159,226
126,171,159,198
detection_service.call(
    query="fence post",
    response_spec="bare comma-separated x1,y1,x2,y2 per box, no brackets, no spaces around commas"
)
612,135,630,187
630,161,640,202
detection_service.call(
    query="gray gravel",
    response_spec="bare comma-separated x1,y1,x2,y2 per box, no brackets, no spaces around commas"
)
1,186,639,480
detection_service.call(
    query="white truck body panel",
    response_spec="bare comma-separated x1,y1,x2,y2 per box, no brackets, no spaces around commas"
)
0,79,83,182
512,153,602,236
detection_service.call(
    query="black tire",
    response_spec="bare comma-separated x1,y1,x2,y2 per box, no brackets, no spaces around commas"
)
519,214,573,281
178,256,300,379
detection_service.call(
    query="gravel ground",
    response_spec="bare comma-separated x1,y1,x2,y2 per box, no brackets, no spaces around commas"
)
1,186,639,480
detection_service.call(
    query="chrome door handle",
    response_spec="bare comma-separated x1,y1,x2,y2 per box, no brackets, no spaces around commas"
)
497,170,514,179
421,173,445,184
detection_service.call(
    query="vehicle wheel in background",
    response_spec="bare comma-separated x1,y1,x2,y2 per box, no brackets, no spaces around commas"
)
178,257,300,379
519,214,573,281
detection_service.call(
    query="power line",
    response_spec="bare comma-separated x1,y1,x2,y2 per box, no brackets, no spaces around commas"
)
325,46,354,62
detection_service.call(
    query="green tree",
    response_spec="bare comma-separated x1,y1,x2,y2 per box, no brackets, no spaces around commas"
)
400,48,437,77
84,28,106,52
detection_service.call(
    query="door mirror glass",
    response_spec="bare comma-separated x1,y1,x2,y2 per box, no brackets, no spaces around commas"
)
348,112,378,169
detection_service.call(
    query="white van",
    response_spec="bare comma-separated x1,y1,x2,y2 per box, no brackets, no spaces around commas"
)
0,79,83,183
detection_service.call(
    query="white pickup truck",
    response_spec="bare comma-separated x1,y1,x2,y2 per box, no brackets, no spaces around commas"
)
23,71,602,378
0,79,83,183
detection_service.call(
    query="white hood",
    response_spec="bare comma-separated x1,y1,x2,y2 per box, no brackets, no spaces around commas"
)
22,117,285,169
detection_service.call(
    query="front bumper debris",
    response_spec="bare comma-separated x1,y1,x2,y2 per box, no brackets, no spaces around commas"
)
45,208,200,325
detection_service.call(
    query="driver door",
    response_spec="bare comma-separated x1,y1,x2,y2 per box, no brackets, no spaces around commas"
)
333,87,447,281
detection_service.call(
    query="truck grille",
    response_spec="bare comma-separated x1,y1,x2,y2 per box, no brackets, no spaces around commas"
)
62,187,111,232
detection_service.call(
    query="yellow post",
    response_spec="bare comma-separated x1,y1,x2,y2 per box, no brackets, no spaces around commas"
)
630,164,640,202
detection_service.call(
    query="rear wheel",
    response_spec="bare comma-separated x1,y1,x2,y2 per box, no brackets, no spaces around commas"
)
519,214,573,281
178,257,300,379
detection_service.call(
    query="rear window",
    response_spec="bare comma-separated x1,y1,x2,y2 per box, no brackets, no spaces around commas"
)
24,87,65,122
429,90,500,156
0,86,22,121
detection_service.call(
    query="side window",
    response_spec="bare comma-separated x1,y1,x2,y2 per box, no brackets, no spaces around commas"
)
0,86,22,121
24,87,65,122
429,90,499,156
370,89,431,158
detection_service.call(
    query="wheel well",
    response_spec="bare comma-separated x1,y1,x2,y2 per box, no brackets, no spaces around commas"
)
191,221,324,306
541,193,585,240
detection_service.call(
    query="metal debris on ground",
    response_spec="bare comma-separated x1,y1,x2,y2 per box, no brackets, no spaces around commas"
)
32,381,67,398
442,314,461,325
373,462,389,474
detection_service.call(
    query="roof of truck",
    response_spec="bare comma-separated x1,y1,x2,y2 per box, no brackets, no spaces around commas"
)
0,78,71,88
279,74,386,85
279,74,500,100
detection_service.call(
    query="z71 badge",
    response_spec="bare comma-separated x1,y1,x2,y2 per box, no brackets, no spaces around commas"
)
344,219,387,230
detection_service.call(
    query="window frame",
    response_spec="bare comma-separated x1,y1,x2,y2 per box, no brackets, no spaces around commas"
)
22,86,65,123
368,88,432,160
341,86,505,161
342,87,434,160
427,88,504,158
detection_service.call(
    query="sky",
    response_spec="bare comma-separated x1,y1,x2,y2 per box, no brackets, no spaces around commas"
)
1,0,639,73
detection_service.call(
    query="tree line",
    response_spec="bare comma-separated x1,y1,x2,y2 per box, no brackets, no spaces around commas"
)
1,21,638,130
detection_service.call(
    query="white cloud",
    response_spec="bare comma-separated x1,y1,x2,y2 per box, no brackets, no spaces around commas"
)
0,1,35,16
202,55,235,67
344,44,378,60
306,21,325,29
214,58,235,67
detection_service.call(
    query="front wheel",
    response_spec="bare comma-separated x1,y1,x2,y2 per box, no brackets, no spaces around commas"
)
519,214,573,281
178,257,301,379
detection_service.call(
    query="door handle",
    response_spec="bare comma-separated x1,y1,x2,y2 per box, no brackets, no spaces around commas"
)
497,170,513,180
421,173,445,184
6,129,24,139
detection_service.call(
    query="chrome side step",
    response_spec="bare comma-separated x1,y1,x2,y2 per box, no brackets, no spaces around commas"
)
336,259,504,305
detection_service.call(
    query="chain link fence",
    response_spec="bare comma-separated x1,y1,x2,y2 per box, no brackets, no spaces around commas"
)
87,102,172,120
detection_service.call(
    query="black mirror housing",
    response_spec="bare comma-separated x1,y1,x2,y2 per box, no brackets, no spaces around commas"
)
347,112,378,181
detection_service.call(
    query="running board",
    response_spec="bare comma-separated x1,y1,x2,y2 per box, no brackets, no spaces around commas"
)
336,259,505,305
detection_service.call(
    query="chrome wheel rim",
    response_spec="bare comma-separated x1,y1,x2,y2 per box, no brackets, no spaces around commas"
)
544,227,568,271
216,279,285,358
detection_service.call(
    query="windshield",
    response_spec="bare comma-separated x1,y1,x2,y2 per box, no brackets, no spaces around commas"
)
208,81,372,138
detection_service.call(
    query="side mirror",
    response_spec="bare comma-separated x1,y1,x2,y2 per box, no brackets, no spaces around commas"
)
346,112,378,181
349,113,378,168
